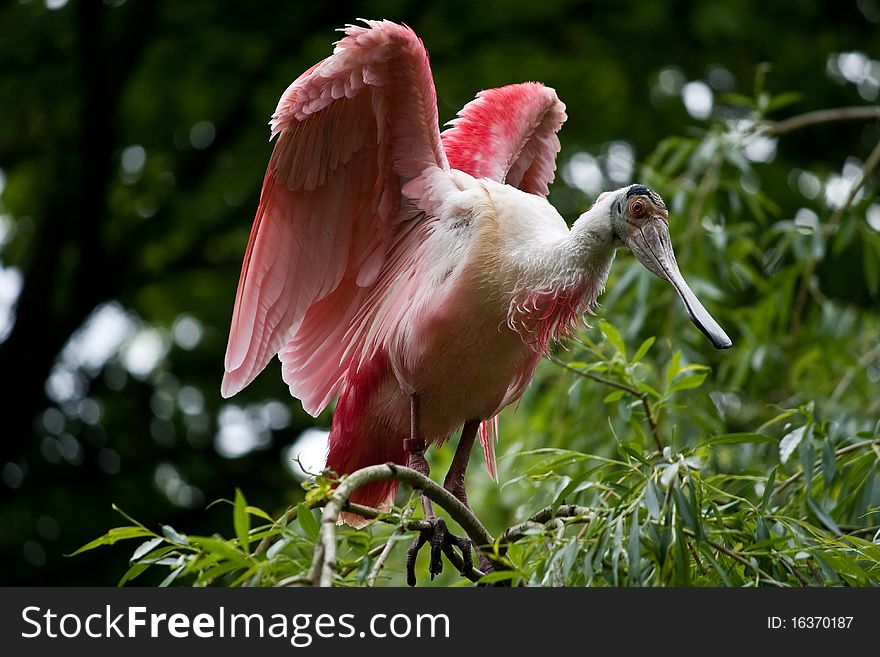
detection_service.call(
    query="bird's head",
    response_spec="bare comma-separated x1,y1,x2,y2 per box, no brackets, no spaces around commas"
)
608,184,732,350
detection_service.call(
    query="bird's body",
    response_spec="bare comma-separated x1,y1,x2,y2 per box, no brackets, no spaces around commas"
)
325,174,618,509
222,20,731,549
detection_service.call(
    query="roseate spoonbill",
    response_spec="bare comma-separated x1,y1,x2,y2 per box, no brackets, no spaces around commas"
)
221,20,732,583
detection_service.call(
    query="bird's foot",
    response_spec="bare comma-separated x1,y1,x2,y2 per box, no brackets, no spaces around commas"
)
405,516,473,586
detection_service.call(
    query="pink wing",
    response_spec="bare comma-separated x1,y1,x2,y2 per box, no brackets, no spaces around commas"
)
221,20,448,412
442,82,567,197
442,83,567,478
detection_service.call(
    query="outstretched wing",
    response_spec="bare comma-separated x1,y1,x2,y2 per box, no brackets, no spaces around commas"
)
441,82,567,197
441,83,566,478
221,20,448,413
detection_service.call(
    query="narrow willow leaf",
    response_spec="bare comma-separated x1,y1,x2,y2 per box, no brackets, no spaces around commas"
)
478,570,520,584
666,351,682,387
799,433,815,489
159,563,186,587
669,373,708,393
603,390,626,403
672,485,696,531
628,511,641,585
131,537,164,562
631,336,655,363
68,526,156,556
187,537,248,565
779,425,806,464
806,497,841,536
761,466,777,512
297,503,320,542
246,506,274,522
674,522,691,586
162,525,188,545
611,515,624,587
600,321,626,358
118,561,151,587
702,432,776,447
645,480,661,521
822,438,836,488
234,488,251,554
265,537,291,561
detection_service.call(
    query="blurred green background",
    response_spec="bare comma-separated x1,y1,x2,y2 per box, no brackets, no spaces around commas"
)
1,0,878,586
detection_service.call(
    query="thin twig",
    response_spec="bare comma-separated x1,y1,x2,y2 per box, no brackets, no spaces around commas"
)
764,106,880,136
367,498,417,586
829,338,880,406
781,557,813,587
683,528,781,585
548,354,663,451
791,138,880,335
498,504,593,553
772,439,880,497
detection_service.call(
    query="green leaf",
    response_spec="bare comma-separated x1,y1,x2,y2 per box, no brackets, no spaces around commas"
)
246,506,274,523
799,435,815,490
765,91,802,112
669,373,708,393
628,511,641,585
673,522,691,586
118,561,152,587
645,480,661,521
666,351,682,387
821,438,836,488
672,485,696,532
603,389,626,403
631,336,655,363
761,466,777,512
234,488,251,554
188,536,248,565
779,424,806,464
297,503,320,542
719,92,756,107
806,497,841,536
68,526,156,556
600,321,626,358
131,537,164,562
477,570,519,584
162,525,188,545
159,563,186,587
701,432,776,446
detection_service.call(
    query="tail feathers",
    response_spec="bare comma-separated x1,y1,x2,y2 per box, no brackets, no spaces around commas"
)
478,415,500,482
326,420,406,528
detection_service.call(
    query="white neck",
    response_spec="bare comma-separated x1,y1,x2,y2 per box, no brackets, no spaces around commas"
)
549,193,619,295
504,195,620,349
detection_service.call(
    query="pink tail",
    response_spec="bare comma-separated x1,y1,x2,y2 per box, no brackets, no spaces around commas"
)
325,353,406,527
326,419,406,527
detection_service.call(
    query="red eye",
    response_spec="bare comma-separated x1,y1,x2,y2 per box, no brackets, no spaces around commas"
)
631,199,645,215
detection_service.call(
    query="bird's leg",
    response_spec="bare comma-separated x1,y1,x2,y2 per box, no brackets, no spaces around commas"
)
443,420,494,574
404,394,473,585
404,393,436,520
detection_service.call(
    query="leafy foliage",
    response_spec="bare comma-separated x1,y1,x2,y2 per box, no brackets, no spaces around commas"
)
78,314,880,586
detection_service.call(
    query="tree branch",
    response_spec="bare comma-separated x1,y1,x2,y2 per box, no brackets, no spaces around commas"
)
497,504,593,553
764,106,880,136
309,464,499,587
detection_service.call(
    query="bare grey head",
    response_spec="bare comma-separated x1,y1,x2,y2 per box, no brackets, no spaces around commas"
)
610,184,732,350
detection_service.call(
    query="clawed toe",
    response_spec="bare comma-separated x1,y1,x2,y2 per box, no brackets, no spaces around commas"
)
406,517,473,586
